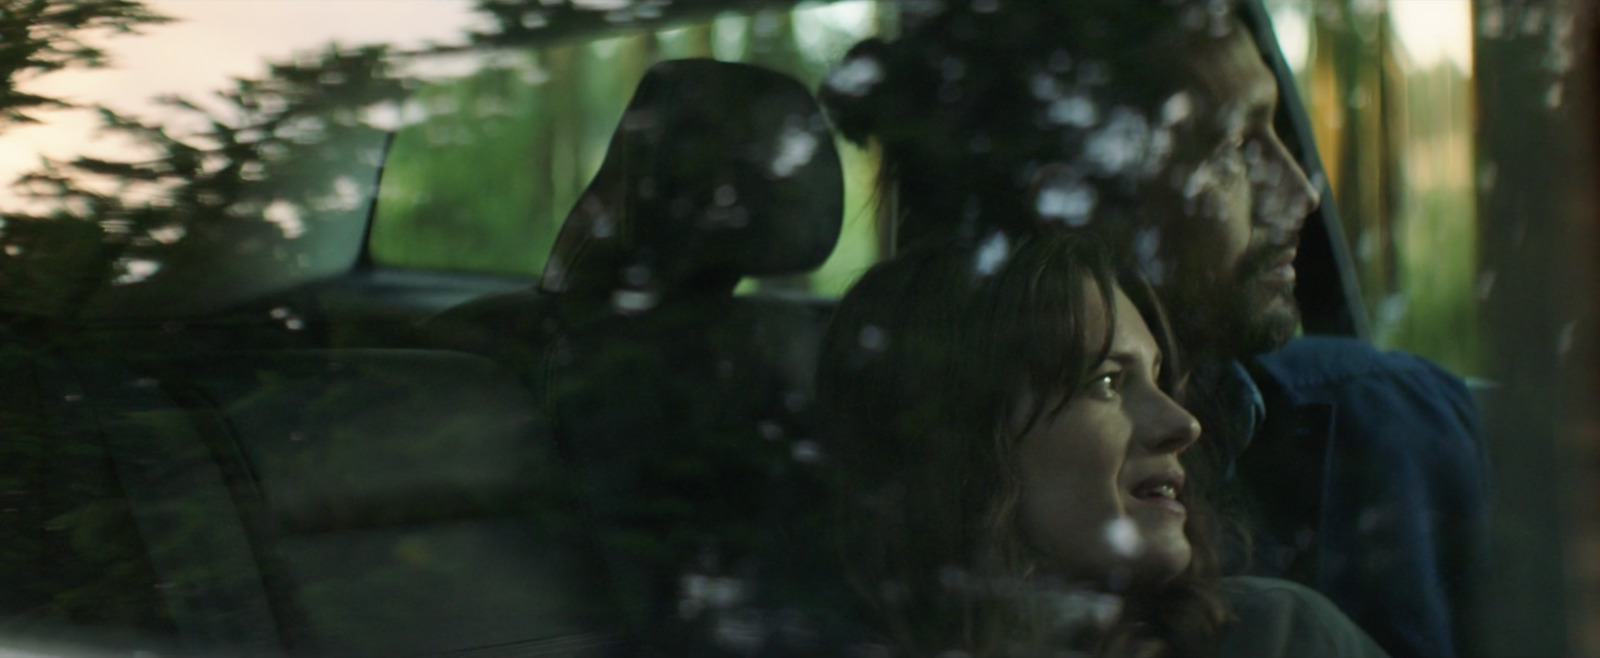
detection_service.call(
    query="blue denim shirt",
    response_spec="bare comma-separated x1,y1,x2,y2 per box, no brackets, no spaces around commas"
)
1218,336,1488,658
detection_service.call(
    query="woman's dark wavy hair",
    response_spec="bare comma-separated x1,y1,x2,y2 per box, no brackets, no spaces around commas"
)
818,0,1239,252
817,229,1230,657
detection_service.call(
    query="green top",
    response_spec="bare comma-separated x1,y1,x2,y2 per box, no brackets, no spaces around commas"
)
1216,576,1392,658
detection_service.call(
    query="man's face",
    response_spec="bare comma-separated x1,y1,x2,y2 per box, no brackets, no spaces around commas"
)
1142,22,1320,359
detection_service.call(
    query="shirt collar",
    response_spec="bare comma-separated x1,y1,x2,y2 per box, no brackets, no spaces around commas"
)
1216,359,1267,479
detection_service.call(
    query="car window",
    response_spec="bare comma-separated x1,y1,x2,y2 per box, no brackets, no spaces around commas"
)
0,1,1594,657
1267,0,1480,377
367,2,890,298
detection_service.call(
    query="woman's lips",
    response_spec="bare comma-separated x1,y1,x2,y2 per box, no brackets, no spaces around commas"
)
1135,494,1187,515
1131,473,1188,515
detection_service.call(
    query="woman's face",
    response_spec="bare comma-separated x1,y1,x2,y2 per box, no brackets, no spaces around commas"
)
1014,283,1201,587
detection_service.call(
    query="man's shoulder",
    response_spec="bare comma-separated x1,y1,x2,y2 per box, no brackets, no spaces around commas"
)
1248,335,1465,395
1245,335,1481,445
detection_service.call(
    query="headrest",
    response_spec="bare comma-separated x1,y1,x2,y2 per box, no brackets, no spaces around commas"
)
540,59,843,298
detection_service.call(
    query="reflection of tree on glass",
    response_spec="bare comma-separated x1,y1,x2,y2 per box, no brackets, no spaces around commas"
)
15,44,403,319
0,0,168,323
818,230,1386,657
0,1,170,128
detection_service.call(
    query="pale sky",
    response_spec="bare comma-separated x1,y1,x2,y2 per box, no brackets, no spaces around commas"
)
1273,0,1474,72
1389,0,1474,69
1,0,482,208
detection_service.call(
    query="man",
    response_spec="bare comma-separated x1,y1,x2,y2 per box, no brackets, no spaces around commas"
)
819,2,1487,656
1125,13,1487,658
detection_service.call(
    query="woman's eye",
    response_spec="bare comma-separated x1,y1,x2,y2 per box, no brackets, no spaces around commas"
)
1086,371,1124,400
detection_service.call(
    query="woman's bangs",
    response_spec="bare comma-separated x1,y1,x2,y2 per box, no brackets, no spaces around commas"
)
984,233,1119,422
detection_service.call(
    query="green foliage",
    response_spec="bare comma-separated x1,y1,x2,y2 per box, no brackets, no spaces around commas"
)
1374,60,1481,376
372,4,888,293
370,50,570,275
1380,186,1482,377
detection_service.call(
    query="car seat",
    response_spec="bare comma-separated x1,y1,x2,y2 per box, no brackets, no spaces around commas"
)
428,58,846,655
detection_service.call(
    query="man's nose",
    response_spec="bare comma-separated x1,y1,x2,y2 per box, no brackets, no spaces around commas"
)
1255,133,1321,239
1282,140,1321,217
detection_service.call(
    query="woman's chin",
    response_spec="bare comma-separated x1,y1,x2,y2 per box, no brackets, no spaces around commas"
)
1123,512,1193,583
1125,536,1193,589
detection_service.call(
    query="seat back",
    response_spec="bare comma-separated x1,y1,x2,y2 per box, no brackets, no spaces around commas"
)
434,59,848,653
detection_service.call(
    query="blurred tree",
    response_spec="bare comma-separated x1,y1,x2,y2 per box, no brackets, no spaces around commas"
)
1306,1,1405,328
0,0,175,629
0,0,169,128
12,44,406,318
1295,0,1483,376
1472,1,1597,655
371,47,571,275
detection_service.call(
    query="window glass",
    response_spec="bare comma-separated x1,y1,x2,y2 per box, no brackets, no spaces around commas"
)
1267,0,1482,376
368,2,891,297
0,1,1594,656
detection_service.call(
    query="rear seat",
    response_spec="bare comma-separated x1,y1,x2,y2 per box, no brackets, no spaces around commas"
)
146,349,606,656
0,331,619,656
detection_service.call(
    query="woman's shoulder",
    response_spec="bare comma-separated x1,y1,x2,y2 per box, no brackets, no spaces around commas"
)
1214,576,1391,658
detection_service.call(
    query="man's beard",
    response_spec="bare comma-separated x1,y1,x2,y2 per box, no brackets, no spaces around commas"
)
1222,242,1302,357
1164,243,1301,363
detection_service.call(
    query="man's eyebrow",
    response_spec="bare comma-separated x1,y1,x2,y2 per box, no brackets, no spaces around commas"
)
1249,98,1275,124
1247,77,1280,123
1250,97,1277,125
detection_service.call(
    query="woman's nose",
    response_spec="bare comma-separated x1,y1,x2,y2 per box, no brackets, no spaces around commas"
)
1138,391,1202,455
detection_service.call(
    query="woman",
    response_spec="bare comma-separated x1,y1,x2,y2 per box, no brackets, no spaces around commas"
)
816,230,1386,657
